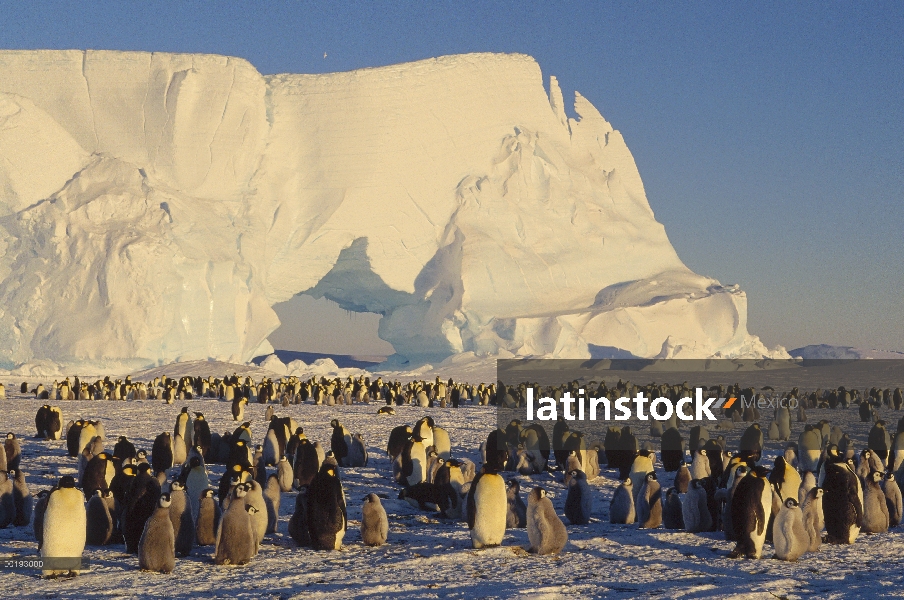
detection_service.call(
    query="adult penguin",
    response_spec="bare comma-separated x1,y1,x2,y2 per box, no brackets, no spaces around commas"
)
401,435,428,487
82,452,115,497
307,463,347,550
193,413,212,460
720,465,749,541
138,494,176,573
628,452,655,503
294,438,322,487
769,456,802,504
637,472,662,529
822,460,862,544
467,465,507,549
660,427,684,472
123,470,161,554
701,438,725,481
65,419,85,457
773,498,808,561
330,419,351,467
42,476,87,577
151,432,175,476
868,421,891,466
526,487,568,555
798,426,823,474
728,466,772,559
484,429,509,473
738,424,763,463
387,425,412,460
564,470,593,525
113,436,137,462
174,407,193,449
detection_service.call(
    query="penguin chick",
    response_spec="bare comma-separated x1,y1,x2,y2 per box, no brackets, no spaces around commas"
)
361,493,389,546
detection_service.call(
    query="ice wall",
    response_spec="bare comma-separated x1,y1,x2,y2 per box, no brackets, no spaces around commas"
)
0,50,786,369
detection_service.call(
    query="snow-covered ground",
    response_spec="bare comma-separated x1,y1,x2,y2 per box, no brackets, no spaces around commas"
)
2,374,904,599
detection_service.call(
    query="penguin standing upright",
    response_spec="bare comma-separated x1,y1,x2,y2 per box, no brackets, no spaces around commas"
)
243,481,268,545
276,456,293,492
467,466,507,549
41,476,87,577
11,469,33,526
799,427,823,474
526,486,568,555
263,474,281,534
729,466,772,559
801,487,824,552
138,494,176,573
637,472,662,529
883,472,903,527
769,456,802,504
361,493,389,546
195,489,220,546
307,463,347,550
287,486,311,547
721,465,749,541
822,460,863,544
564,470,593,525
609,479,635,524
674,463,691,494
330,420,351,467
86,490,114,546
151,432,174,475
505,479,527,528
772,498,808,561
862,470,890,534
5,433,21,471
660,428,684,472
401,435,428,487
294,439,322,487
168,481,194,557
215,485,258,565
662,488,685,530
683,479,712,534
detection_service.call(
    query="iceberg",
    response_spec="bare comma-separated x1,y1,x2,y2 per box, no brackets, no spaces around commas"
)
0,50,786,370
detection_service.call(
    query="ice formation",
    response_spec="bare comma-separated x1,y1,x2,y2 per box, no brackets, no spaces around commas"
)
0,50,786,370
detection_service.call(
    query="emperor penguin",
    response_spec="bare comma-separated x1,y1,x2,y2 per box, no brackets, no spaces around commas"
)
660,427,684,472
432,426,452,462
728,466,772,559
822,459,863,544
307,463,347,550
195,489,220,546
609,479,635,524
138,494,176,573
738,424,763,463
174,408,193,449
565,470,593,525
772,497,808,561
276,456,294,492
526,487,568,555
683,479,712,533
387,425,412,460
467,466,507,549
12,469,33,526
263,474,281,534
348,433,368,468
629,453,655,503
33,490,50,548
691,448,711,480
673,463,691,494
883,472,902,527
637,472,662,529
868,421,891,465
798,471,816,507
721,465,749,541
505,478,527,528
798,427,823,474
168,481,194,557
361,493,389,546
287,486,312,547
801,487,824,552
5,433,21,471
41,476,87,577
329,419,351,467
413,418,436,449
151,432,175,475
215,485,258,565
231,397,248,422
294,438,322,487
263,429,281,466
862,470,890,534
402,435,428,487
184,456,210,522
86,490,114,546
662,488,685,530
769,456,802,505
243,481,268,545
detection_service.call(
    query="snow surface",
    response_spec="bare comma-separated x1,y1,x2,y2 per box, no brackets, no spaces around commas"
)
3,373,904,598
0,50,785,372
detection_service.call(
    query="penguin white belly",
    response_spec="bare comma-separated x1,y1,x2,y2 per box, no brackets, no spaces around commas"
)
472,474,506,548
752,484,773,557
408,444,427,486
42,491,86,575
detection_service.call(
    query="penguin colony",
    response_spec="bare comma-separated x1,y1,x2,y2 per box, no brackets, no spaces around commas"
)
5,373,904,580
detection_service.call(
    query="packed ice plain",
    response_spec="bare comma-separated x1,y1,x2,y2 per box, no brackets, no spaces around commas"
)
0,50,787,373
4,363,904,599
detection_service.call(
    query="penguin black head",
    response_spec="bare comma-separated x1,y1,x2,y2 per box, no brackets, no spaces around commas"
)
159,493,172,507
122,465,137,477
59,475,76,488
646,472,657,482
6,433,13,440
507,478,520,490
246,505,259,514
195,413,205,419
871,471,884,483
137,450,147,458
201,489,214,498
181,407,189,413
887,473,896,482
295,427,304,435
331,419,340,428
784,498,799,509
137,463,152,474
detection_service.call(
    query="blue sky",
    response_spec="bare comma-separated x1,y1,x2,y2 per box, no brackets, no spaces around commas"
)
2,1,901,353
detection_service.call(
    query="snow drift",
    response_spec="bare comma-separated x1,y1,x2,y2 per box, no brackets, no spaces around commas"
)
0,50,785,370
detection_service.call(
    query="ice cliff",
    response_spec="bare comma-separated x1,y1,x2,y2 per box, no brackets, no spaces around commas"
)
0,50,786,370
